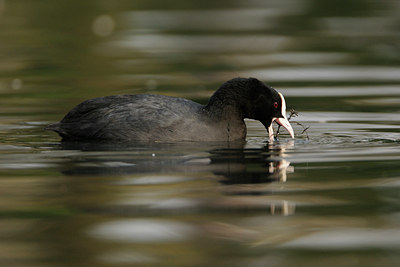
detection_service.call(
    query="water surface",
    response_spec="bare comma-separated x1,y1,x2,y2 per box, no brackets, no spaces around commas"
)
1,0,400,266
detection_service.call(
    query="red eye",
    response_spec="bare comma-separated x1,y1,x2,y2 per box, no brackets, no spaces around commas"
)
274,102,278,108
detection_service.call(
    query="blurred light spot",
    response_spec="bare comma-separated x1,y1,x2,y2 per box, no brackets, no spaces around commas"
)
11,78,22,90
146,79,158,90
88,219,196,243
92,15,115,37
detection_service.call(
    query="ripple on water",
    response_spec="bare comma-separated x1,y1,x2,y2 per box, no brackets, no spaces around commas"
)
0,162,58,169
280,228,400,249
88,219,197,243
282,86,400,97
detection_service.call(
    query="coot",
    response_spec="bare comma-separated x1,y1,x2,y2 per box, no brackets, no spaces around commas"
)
46,77,294,142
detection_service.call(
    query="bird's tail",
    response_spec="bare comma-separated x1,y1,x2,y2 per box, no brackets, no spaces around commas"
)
44,123,61,132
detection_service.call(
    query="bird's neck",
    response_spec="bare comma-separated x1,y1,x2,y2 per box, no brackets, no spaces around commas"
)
204,83,251,121
202,102,247,141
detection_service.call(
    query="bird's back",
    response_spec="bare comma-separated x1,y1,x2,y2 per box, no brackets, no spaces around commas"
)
46,94,205,141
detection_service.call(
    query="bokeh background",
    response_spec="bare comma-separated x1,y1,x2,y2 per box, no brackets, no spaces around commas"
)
1,0,399,115
1,0,400,266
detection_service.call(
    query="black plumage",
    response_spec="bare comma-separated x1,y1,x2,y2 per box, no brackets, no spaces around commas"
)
46,77,294,142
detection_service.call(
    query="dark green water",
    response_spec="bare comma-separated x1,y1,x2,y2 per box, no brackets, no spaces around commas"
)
1,0,400,266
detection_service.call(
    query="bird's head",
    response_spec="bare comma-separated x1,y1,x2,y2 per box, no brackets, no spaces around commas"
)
243,78,295,139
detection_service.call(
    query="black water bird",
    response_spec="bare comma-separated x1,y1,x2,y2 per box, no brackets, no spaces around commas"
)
46,78,294,142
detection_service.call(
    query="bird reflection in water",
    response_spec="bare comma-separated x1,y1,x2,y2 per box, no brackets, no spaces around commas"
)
210,141,295,216
210,141,293,184
57,139,295,216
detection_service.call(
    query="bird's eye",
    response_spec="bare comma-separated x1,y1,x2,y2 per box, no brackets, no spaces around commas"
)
274,102,278,108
